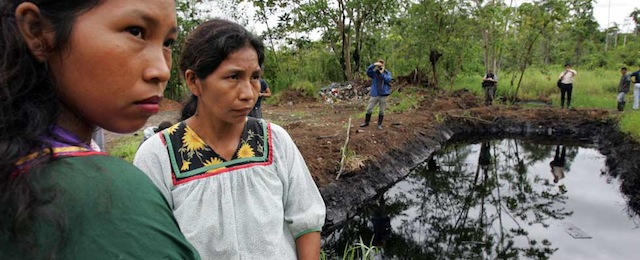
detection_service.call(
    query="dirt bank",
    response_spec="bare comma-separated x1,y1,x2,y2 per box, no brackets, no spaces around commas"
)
106,88,640,228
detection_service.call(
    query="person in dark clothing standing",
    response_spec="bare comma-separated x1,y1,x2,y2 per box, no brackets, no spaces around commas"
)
617,67,631,111
478,142,492,173
482,70,498,106
360,60,392,130
248,78,271,118
370,194,391,247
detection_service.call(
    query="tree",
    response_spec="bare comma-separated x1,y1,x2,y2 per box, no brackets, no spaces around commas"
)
396,0,476,89
246,0,398,81
165,0,205,100
631,8,640,36
505,0,566,101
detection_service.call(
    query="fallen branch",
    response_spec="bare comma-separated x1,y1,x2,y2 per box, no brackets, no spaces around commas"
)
316,132,340,139
447,114,494,124
336,117,352,180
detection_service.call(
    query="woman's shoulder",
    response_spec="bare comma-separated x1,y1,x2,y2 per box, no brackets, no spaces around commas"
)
257,119,291,142
37,155,201,259
44,155,159,194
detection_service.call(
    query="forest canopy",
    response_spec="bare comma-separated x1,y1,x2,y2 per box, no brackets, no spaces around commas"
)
166,0,640,100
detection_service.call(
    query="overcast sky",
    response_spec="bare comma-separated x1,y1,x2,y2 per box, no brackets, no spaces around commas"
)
592,0,638,32
513,0,638,32
207,1,640,34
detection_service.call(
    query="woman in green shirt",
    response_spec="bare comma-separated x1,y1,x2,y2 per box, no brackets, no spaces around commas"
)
0,0,199,259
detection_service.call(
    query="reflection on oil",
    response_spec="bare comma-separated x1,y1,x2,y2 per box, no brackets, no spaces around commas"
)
550,145,566,185
323,139,640,260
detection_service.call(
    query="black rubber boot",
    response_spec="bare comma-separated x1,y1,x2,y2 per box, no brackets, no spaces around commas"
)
377,114,384,130
617,102,623,111
621,101,626,111
360,113,371,127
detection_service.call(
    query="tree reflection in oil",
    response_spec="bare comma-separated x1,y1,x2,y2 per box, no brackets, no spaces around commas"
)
323,139,583,260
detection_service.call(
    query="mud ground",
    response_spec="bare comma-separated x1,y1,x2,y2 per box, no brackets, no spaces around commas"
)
105,87,640,228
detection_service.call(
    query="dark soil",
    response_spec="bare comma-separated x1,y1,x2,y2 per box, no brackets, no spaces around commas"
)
105,86,640,229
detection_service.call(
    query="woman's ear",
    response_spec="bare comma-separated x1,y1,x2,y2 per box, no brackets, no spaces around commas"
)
15,2,54,62
184,69,201,97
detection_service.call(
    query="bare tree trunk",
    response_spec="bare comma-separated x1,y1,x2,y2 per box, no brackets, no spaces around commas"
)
429,49,442,88
353,8,364,74
338,0,349,81
483,29,490,71
514,28,545,101
343,32,353,80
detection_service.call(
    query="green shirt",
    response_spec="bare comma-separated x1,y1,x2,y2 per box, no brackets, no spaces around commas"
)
1,154,201,260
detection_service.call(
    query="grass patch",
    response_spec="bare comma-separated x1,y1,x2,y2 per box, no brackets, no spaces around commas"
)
387,88,422,113
454,67,621,106
269,80,320,105
455,67,640,140
620,112,640,140
355,88,424,118
107,134,141,163
321,237,380,260
290,80,320,101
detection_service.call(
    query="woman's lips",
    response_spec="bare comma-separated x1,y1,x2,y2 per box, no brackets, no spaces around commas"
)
233,107,253,115
136,96,162,115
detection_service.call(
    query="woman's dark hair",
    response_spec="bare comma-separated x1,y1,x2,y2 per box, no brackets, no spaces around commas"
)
179,19,265,120
0,0,103,257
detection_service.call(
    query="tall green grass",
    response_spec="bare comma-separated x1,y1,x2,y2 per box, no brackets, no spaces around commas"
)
453,67,621,107
321,237,380,260
453,67,640,138
620,112,640,140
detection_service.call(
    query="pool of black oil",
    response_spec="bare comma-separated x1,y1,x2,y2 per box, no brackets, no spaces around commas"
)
322,139,640,260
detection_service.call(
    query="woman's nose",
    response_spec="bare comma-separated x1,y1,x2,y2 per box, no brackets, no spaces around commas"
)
143,46,171,85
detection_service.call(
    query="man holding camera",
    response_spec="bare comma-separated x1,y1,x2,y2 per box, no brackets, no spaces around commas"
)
360,60,392,130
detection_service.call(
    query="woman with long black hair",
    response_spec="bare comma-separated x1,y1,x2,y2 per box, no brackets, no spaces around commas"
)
0,1,199,258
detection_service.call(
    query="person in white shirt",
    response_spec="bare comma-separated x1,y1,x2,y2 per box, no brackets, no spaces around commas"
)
558,64,577,109
134,19,325,260
629,65,640,110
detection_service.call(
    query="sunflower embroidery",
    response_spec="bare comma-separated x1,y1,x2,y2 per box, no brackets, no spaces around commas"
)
182,126,205,153
180,160,191,171
203,157,223,167
166,123,180,135
167,119,270,183
237,143,255,158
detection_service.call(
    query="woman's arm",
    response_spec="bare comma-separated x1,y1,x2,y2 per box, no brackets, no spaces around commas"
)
271,124,325,259
261,86,272,97
296,232,321,260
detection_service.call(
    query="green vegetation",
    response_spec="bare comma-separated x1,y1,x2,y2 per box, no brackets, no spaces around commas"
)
109,69,640,161
321,237,380,260
291,80,320,100
270,80,319,105
356,87,424,119
454,67,626,107
166,0,640,142
107,134,141,163
620,112,640,140
172,1,640,95
387,88,423,114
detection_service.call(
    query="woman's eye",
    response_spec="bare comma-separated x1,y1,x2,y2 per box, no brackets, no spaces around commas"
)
163,39,176,48
227,74,239,80
127,27,144,38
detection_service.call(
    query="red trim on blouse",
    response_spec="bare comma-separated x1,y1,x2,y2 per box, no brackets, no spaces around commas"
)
172,122,275,186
